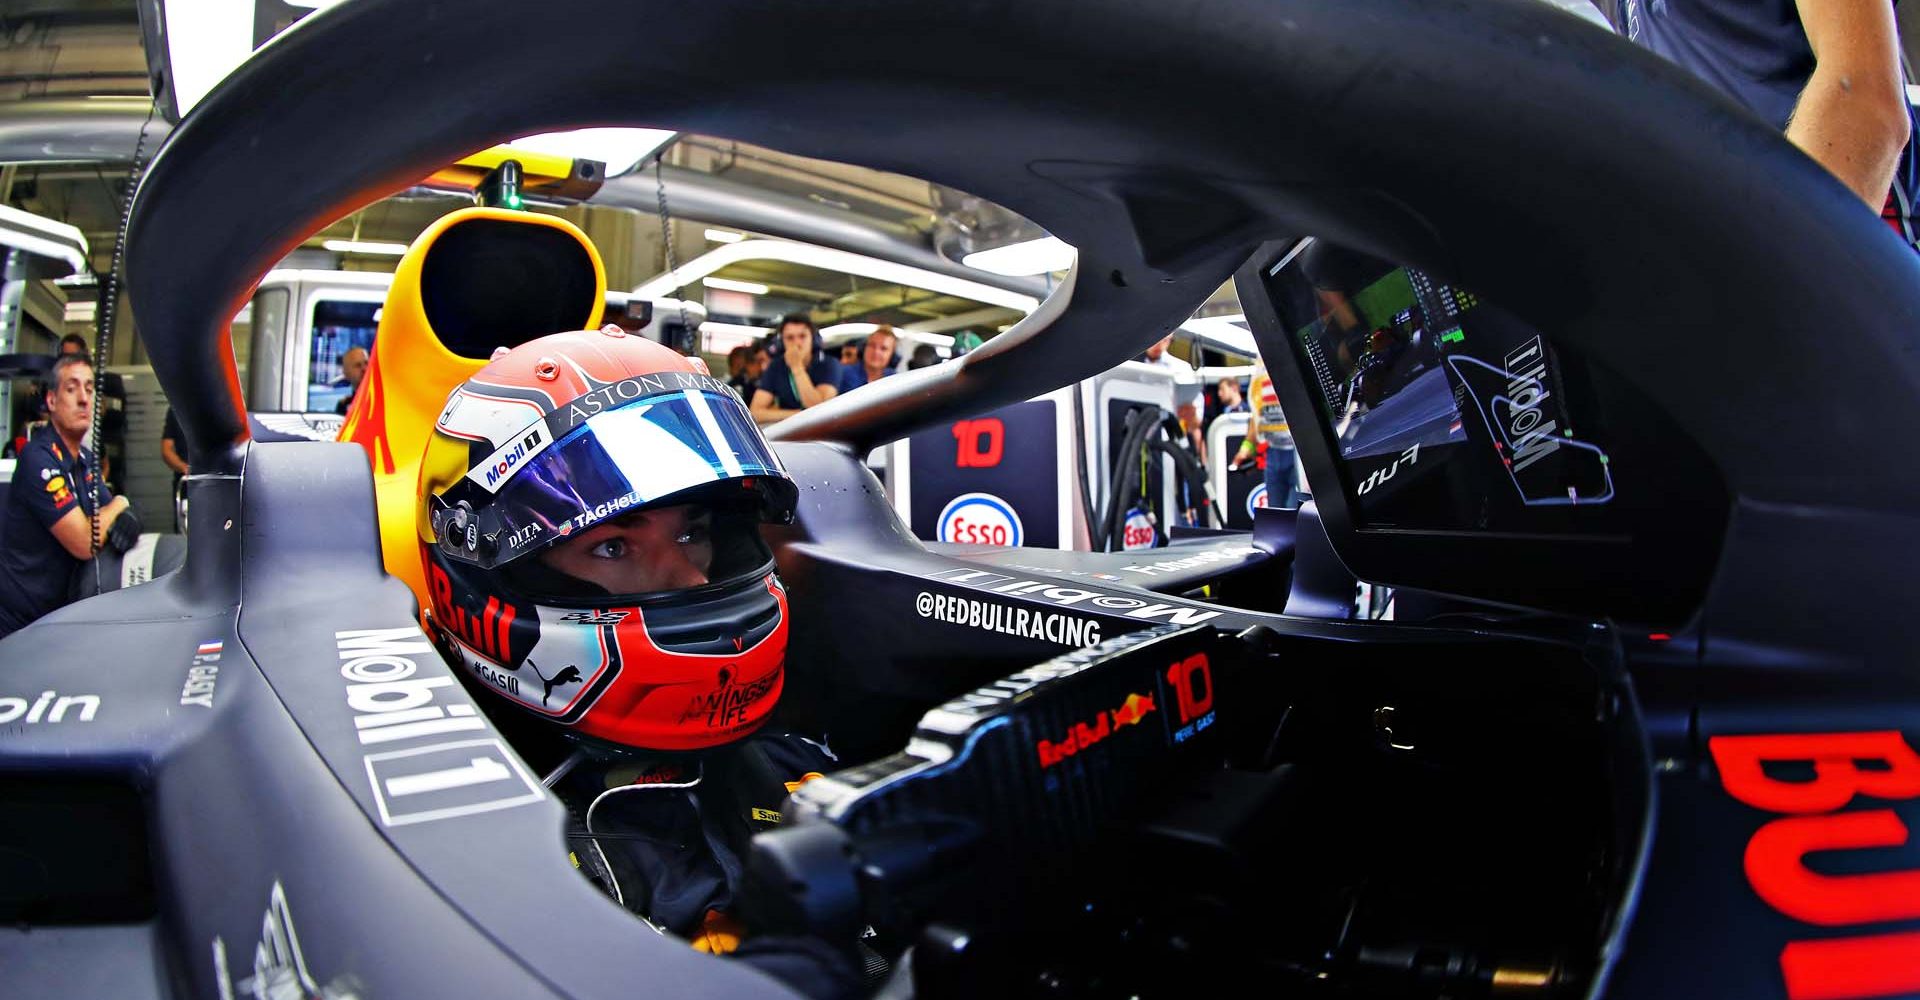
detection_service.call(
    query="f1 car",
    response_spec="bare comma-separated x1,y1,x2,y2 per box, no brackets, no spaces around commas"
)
5,1,1920,998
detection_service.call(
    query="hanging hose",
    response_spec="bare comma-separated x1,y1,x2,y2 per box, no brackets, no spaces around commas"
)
1099,406,1161,551
1071,386,1100,547
1097,404,1222,551
651,152,698,355
86,104,158,590
1148,433,1221,531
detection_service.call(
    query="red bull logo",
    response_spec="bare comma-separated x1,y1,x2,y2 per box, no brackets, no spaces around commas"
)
1036,691,1156,768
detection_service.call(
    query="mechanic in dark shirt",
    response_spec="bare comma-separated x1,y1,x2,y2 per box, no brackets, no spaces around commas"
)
420,330,865,998
161,407,189,532
0,354,139,639
1620,0,1918,241
750,314,841,425
160,406,188,484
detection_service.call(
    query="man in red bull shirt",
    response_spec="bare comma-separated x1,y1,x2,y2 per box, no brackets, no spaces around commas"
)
0,354,140,638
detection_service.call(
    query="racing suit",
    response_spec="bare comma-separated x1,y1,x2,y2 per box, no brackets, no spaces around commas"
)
552,732,870,999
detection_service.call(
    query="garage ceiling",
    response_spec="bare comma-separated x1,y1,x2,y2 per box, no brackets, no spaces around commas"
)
10,0,1901,356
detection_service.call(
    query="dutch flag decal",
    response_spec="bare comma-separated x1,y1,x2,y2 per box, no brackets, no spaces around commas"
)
197,640,224,656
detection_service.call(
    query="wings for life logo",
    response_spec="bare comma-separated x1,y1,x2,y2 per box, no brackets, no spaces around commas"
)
938,492,1024,547
678,663,780,731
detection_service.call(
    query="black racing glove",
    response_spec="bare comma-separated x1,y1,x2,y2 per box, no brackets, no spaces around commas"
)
105,501,142,554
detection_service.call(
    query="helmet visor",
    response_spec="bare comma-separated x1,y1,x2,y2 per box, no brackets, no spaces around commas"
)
435,387,793,569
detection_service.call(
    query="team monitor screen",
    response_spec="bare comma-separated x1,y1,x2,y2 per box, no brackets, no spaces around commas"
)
1262,240,1619,534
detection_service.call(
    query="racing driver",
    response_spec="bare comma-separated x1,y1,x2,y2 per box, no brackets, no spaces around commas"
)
417,328,865,997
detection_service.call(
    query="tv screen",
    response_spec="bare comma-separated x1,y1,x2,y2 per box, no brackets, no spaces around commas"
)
1264,239,1621,534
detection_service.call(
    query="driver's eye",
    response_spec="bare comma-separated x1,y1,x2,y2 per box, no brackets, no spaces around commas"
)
589,537,627,560
676,517,712,546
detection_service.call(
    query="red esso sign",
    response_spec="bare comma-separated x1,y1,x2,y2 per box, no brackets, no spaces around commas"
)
1122,508,1156,551
937,492,1024,547
1710,730,1920,1000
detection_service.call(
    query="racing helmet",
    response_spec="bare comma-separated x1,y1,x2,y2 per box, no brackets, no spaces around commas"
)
418,328,799,751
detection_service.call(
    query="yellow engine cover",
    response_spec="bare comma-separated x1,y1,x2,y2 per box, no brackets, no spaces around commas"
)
338,206,606,608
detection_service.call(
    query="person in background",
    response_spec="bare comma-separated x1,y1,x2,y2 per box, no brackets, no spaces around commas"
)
1217,376,1246,411
1139,334,1207,463
1214,376,1247,416
725,345,767,400
838,325,899,392
14,335,97,465
1619,0,1917,242
750,314,841,425
838,341,860,367
1233,362,1301,510
160,405,189,533
160,406,188,483
907,344,941,370
335,345,369,415
0,353,139,639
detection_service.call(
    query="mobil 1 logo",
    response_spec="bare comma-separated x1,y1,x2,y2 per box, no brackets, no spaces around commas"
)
361,738,545,827
337,627,545,827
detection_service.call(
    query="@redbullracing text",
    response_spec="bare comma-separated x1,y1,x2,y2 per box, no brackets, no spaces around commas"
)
916,591,1102,647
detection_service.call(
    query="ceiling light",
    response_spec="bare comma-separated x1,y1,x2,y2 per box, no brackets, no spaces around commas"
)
504,128,679,178
322,239,409,256
961,236,1076,277
700,323,770,355
705,229,745,243
0,204,89,278
155,0,254,120
636,241,1040,315
702,277,769,295
1179,313,1258,358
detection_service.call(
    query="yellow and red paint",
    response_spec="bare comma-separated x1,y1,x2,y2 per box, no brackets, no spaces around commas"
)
337,206,604,611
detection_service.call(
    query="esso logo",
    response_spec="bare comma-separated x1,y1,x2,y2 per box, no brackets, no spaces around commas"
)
1122,508,1157,551
938,492,1024,547
1246,484,1269,519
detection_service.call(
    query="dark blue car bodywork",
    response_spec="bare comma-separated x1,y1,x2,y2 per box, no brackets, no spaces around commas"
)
4,1,1919,998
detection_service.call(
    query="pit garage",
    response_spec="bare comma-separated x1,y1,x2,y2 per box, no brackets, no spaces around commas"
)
2,2,1919,999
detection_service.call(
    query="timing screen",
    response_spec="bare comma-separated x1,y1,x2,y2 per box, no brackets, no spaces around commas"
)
1266,240,1616,531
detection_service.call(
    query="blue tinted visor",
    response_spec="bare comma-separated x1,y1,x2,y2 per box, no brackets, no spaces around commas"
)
436,388,795,569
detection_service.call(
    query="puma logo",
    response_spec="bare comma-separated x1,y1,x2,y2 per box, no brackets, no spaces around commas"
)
525,660,584,706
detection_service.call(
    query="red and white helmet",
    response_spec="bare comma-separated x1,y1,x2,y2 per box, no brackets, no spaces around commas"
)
417,328,798,751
